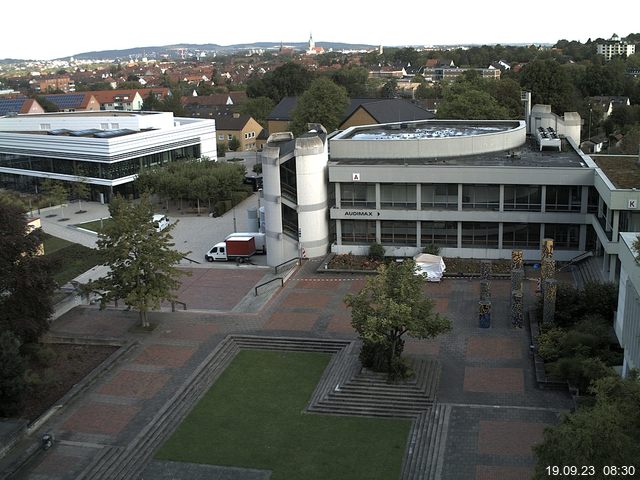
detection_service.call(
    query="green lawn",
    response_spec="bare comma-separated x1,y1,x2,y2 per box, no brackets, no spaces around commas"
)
75,218,112,233
156,350,411,480
43,234,104,285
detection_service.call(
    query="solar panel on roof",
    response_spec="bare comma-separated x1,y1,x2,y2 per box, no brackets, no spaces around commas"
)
70,129,101,136
48,129,71,135
0,98,26,116
93,128,136,138
43,94,85,109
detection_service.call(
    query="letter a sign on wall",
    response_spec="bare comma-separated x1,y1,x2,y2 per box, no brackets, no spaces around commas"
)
352,173,361,181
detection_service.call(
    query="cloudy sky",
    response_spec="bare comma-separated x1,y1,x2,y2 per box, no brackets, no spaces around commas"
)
2,0,638,60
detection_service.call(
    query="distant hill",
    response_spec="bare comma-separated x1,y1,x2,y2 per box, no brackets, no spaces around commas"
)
64,42,379,60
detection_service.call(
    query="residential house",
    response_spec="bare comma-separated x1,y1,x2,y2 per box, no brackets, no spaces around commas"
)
182,92,248,118
597,34,636,61
0,97,45,116
89,88,171,111
35,76,75,93
589,96,631,119
40,93,100,112
266,97,435,134
216,113,263,151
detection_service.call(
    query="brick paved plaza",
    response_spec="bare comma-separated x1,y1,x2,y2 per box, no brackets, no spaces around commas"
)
3,260,573,480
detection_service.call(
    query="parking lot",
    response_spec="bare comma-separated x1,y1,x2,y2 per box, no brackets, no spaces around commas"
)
37,192,269,268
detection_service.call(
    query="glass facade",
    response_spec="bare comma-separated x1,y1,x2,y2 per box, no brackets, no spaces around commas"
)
281,203,298,240
279,158,297,202
380,183,416,209
340,183,376,208
461,222,499,248
421,184,458,210
545,186,582,212
502,223,540,248
462,185,500,210
545,223,580,249
381,221,416,245
0,145,200,181
503,185,541,211
341,220,376,245
421,221,458,246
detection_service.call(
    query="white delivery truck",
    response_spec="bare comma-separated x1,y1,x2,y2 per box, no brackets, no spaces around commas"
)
205,236,256,263
225,232,266,254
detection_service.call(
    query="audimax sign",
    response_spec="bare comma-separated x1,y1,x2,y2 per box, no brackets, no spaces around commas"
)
344,211,381,217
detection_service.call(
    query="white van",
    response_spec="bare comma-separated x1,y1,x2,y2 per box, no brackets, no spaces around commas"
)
152,214,170,232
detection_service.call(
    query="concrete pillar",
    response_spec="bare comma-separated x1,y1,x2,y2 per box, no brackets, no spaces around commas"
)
499,184,504,212
335,183,341,209
336,219,342,246
457,184,463,211
579,224,587,251
498,223,504,250
457,221,462,249
416,184,421,211
511,269,524,296
612,210,620,239
376,220,381,244
375,183,381,210
609,254,617,282
416,221,421,248
580,185,589,214
540,185,546,213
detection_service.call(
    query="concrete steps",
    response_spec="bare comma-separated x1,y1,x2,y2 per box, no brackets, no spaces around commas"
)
400,403,451,480
308,357,441,419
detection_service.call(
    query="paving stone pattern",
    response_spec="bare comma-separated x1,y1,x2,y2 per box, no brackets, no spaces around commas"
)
4,261,575,480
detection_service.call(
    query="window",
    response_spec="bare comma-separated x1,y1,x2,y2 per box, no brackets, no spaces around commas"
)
544,224,579,249
340,183,376,208
40,123,51,130
421,221,458,246
110,123,119,129
502,223,540,248
421,184,458,210
504,185,541,211
341,220,376,244
381,221,416,245
587,186,599,214
461,222,499,248
462,185,500,210
380,183,416,209
227,134,233,140
218,134,224,140
101,123,109,130
545,186,581,212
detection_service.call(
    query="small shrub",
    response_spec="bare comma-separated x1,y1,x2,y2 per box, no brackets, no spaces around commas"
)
537,328,567,362
549,356,614,393
368,243,385,261
422,244,441,255
22,344,57,366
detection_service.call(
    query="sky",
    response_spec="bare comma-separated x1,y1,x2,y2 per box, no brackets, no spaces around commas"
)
2,0,638,60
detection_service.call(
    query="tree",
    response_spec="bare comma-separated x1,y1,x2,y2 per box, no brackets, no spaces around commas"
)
381,78,398,98
85,195,189,327
437,86,509,120
41,179,68,216
142,91,162,111
246,62,314,103
331,66,370,97
0,200,55,343
344,260,452,379
290,77,349,135
160,91,185,117
71,174,90,212
519,59,580,114
228,136,241,152
217,141,227,158
35,96,59,113
634,235,640,264
533,373,640,477
239,96,275,128
0,331,27,416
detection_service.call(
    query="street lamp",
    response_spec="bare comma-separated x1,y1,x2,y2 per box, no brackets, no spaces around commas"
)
588,108,593,141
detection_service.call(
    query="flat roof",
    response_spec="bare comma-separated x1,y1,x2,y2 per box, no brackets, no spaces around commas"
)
592,155,640,189
6,111,160,118
346,123,515,140
330,137,587,168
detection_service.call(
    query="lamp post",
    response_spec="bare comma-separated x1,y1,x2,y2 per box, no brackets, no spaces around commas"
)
588,108,592,140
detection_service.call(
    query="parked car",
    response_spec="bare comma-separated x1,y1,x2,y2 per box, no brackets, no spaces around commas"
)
152,214,169,232
205,236,256,262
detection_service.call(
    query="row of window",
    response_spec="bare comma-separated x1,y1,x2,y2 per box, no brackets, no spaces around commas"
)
0,145,200,180
339,183,597,213
341,220,582,250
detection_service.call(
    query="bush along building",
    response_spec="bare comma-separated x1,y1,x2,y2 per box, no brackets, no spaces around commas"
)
260,105,640,377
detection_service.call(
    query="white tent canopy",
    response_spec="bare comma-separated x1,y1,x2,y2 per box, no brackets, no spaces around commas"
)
413,253,446,282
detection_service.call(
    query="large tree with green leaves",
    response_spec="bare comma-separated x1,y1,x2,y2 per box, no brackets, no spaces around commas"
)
533,373,640,477
344,259,452,379
0,331,27,416
519,59,580,114
246,62,314,104
290,77,349,135
240,96,275,128
0,200,56,343
85,195,188,327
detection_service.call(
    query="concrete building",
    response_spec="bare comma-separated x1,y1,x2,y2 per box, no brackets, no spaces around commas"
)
0,111,216,201
216,114,262,152
260,109,640,378
596,34,636,61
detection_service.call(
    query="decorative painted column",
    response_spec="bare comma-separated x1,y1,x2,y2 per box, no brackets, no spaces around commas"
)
540,238,555,295
479,301,491,328
511,291,523,328
542,278,558,324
